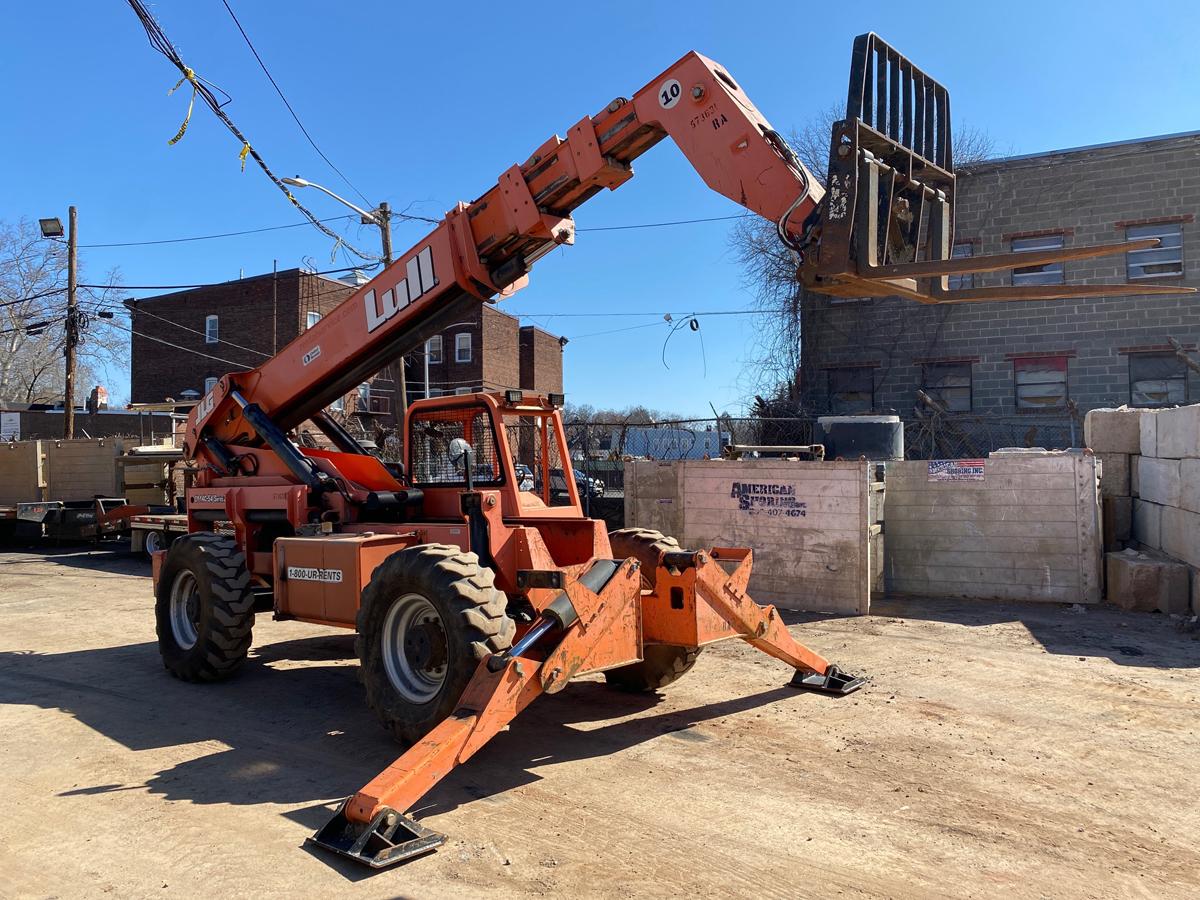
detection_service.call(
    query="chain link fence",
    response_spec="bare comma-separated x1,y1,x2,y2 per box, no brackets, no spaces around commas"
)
361,412,1081,527
562,413,1081,497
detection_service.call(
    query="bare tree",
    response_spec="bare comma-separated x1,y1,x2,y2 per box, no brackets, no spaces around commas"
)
0,219,125,406
731,107,999,407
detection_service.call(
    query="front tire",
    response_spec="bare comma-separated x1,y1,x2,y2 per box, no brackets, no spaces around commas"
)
154,533,255,682
357,544,515,747
604,528,702,692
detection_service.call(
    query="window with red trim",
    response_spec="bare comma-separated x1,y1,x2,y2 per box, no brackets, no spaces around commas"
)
1013,356,1068,410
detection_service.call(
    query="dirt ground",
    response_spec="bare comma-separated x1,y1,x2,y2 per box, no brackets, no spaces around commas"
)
2,545,1198,899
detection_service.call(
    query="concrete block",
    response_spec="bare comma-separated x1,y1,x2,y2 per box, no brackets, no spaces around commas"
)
1084,407,1144,454
1182,458,1200,514
1095,453,1130,496
1161,506,1200,568
1156,404,1200,459
1106,549,1190,613
1138,457,1182,507
1131,455,1140,497
1140,410,1159,457
1132,499,1163,550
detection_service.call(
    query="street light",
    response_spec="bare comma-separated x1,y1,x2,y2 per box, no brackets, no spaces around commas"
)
39,218,64,239
280,176,392,264
284,175,402,413
40,207,78,438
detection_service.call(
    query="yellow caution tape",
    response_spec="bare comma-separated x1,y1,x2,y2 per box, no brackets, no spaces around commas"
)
166,66,198,146
238,142,251,171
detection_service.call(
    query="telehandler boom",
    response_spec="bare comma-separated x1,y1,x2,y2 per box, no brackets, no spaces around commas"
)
151,34,1187,869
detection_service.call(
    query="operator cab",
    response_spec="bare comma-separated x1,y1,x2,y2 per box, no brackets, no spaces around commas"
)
404,390,581,519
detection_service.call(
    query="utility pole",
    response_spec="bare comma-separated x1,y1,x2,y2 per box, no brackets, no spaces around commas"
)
272,259,278,353
279,177,408,419
376,202,409,419
63,205,78,440
376,201,393,265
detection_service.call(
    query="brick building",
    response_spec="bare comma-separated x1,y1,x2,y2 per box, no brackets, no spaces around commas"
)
405,304,564,403
800,131,1200,419
129,268,564,428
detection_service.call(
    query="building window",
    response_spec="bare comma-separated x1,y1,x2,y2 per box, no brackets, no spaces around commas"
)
1129,352,1187,407
1014,356,1069,410
948,242,974,291
427,335,443,365
1127,223,1184,280
1011,235,1065,286
357,382,371,409
307,311,321,329
827,367,874,413
329,394,345,413
204,376,218,395
204,314,219,344
923,362,972,412
455,332,472,363
454,386,472,395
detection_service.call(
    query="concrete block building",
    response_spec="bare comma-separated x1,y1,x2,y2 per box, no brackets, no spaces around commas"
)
800,131,1200,418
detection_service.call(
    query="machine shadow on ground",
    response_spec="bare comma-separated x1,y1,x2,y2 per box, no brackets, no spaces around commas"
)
779,597,1198,669
0,620,811,860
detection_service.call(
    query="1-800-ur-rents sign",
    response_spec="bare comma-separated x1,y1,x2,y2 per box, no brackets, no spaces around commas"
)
729,482,807,517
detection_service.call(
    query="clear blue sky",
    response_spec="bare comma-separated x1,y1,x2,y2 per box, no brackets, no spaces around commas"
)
3,1,1197,413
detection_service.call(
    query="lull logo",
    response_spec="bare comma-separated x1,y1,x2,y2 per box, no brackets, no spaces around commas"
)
365,246,437,333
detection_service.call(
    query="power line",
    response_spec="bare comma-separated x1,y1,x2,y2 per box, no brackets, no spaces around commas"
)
104,316,245,368
577,213,751,232
76,209,749,252
219,0,372,207
123,303,272,359
78,215,356,248
0,287,68,309
123,0,378,261
77,261,378,293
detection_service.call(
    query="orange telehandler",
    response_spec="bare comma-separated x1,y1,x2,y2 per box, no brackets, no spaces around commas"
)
151,34,1184,868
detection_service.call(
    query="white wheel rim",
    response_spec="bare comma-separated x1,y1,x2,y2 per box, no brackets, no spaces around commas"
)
381,592,448,704
169,569,201,649
145,531,163,555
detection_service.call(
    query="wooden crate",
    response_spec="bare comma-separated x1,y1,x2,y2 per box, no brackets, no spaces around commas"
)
884,453,1102,604
0,441,47,505
626,459,879,614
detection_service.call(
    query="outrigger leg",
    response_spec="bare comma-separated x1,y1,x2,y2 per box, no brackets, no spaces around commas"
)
311,550,863,868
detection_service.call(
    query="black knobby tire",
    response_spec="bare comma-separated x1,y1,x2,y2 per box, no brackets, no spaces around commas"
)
155,532,255,682
604,528,702,692
356,544,515,747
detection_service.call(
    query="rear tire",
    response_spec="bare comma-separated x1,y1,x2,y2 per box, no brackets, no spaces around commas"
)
604,528,702,692
357,544,515,747
144,529,166,558
155,533,255,682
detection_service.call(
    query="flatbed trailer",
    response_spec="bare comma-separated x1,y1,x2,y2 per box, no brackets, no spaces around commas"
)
129,513,189,557
0,498,147,544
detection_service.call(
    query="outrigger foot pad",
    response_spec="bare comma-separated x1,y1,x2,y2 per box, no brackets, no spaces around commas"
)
308,799,446,869
789,665,865,696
